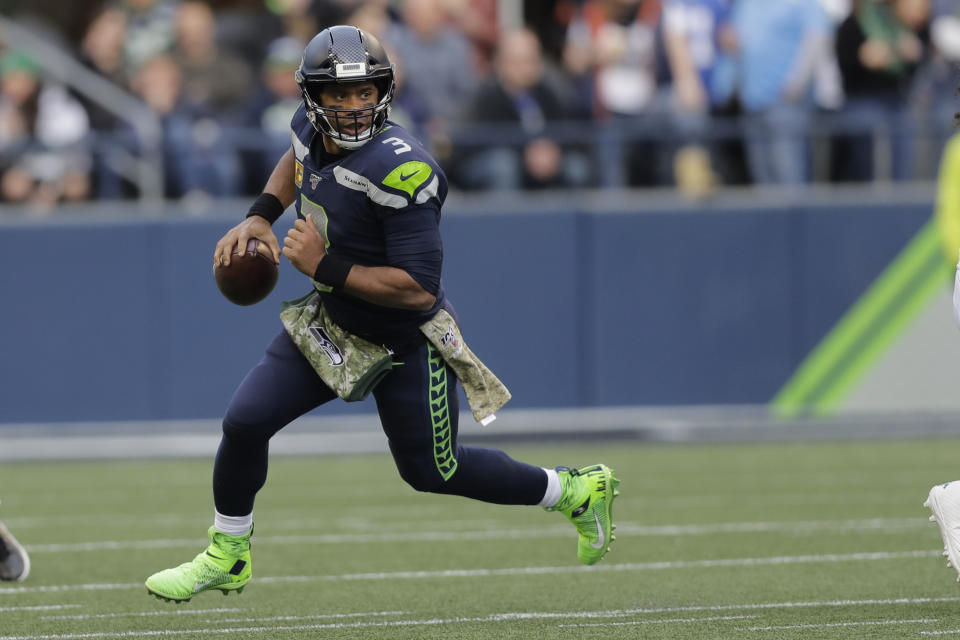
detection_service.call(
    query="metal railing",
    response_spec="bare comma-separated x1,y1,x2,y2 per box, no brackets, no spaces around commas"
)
0,15,164,203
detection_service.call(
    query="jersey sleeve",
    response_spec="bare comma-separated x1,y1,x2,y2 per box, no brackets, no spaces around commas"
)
382,203,443,296
356,127,447,294
362,127,449,215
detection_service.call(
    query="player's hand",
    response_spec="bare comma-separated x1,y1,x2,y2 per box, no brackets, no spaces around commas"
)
214,216,281,268
283,214,328,278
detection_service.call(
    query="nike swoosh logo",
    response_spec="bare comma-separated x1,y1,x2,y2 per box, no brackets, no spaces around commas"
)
193,579,217,591
589,511,606,550
399,171,419,181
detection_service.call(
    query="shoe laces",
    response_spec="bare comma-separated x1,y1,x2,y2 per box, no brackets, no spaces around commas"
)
551,467,588,514
210,526,252,558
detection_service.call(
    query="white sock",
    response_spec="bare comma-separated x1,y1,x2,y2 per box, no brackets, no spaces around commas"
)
537,468,562,508
214,511,253,537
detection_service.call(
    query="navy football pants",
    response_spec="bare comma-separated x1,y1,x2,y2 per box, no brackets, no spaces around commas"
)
213,329,548,516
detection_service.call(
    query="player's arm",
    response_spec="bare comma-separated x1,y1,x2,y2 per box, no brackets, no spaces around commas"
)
283,213,437,310
214,149,297,267
341,263,436,310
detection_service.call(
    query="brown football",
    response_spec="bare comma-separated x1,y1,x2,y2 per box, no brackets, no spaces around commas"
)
214,238,278,306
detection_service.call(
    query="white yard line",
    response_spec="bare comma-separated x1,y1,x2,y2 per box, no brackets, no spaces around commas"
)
42,609,240,621
215,597,960,622
22,517,928,553
0,610,945,639
208,611,405,623
0,583,139,595
557,615,757,627
741,618,937,631
0,605,81,612
0,549,942,596
3,599,959,639
546,596,960,617
0,614,794,640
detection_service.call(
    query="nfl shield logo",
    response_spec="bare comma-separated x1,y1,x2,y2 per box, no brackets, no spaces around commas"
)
309,173,321,189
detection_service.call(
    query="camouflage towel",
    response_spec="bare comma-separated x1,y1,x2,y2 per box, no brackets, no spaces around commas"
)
280,291,394,402
420,309,511,425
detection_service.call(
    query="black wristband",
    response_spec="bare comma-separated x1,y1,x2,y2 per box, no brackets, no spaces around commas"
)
313,254,354,290
245,192,285,225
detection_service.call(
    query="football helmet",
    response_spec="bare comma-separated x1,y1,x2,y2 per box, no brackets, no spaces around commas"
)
295,25,396,150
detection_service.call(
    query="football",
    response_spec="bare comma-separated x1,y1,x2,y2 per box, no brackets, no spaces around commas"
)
214,238,278,306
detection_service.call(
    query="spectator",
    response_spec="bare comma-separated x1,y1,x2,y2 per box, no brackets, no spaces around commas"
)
173,1,254,115
262,0,359,50
345,0,394,38
455,27,590,190
661,0,734,197
906,0,958,175
525,0,577,63
78,7,129,129
563,0,660,118
444,0,499,78
238,36,304,190
341,2,435,140
76,7,132,199
118,0,180,74
383,0,478,135
730,0,833,186
130,54,240,199
561,0,664,186
834,0,930,181
0,51,92,212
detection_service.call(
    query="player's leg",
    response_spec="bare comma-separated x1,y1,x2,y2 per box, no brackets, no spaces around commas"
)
925,481,960,581
213,330,337,516
0,503,30,582
146,329,337,601
374,342,619,565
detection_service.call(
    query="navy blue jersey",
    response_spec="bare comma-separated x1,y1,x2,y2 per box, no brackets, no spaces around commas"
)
289,104,447,351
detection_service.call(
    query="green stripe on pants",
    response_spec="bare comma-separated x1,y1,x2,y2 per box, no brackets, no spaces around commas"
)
427,344,458,481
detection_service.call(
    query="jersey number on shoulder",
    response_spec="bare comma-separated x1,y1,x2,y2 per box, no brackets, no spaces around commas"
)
381,137,411,155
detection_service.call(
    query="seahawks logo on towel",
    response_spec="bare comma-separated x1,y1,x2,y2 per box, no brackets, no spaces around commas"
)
309,326,344,366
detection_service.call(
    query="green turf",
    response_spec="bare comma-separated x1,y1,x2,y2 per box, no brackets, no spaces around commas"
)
1,437,960,639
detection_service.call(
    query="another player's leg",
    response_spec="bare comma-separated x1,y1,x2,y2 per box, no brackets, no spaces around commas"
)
0,504,30,582
374,342,620,565
146,330,335,601
925,481,960,581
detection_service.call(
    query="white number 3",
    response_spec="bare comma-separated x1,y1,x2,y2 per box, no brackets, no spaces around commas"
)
382,137,411,155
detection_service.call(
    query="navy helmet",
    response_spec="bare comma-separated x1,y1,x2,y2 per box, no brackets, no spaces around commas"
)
295,25,396,149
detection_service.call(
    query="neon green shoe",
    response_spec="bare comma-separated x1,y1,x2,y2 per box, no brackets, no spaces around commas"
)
145,526,252,602
547,464,620,565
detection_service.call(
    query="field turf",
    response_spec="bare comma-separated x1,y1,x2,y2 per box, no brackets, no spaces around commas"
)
2,437,960,639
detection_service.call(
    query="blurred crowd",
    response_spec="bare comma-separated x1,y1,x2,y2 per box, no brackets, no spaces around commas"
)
1,0,959,210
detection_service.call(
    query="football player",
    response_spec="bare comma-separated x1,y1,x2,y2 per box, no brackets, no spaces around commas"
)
144,25,619,602
925,250,960,582
0,505,30,582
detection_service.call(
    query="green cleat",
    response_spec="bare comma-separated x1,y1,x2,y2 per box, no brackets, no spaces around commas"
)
145,526,252,602
547,464,620,565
